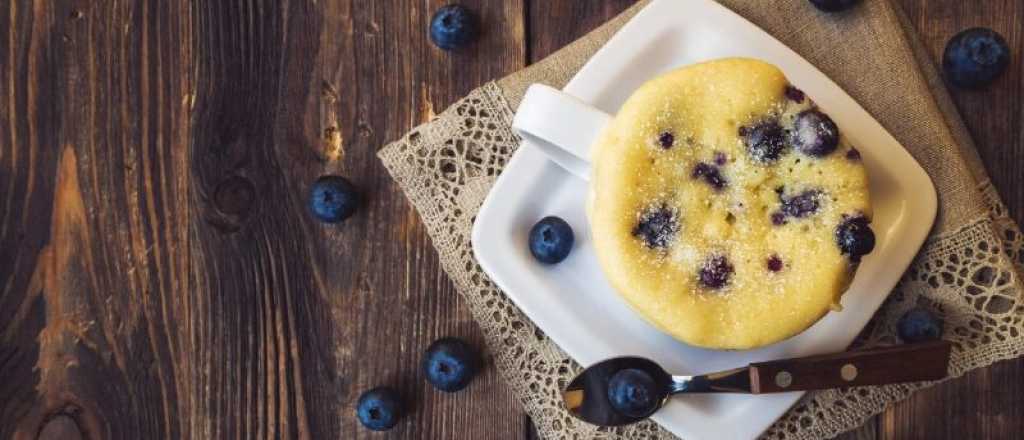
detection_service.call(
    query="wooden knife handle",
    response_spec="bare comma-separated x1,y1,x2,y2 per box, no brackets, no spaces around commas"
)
748,341,952,394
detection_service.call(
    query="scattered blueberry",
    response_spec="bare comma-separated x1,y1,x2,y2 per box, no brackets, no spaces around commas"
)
808,0,861,13
699,254,734,289
658,131,675,149
781,190,823,219
309,175,360,223
767,254,784,272
528,216,574,264
846,147,862,161
423,337,481,392
741,120,786,163
691,162,727,191
356,387,402,431
784,85,806,103
607,368,661,418
942,28,1011,89
429,5,480,51
836,215,875,261
897,308,944,343
792,110,840,157
633,205,680,249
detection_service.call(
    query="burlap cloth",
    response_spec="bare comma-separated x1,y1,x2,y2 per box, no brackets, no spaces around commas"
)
378,1,1024,438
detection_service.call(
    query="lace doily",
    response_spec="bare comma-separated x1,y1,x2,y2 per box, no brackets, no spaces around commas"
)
378,83,1024,440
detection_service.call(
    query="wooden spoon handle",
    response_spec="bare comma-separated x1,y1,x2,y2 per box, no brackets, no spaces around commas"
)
748,341,952,394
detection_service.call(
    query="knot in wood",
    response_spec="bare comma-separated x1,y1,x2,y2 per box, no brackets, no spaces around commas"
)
213,175,256,219
37,415,83,440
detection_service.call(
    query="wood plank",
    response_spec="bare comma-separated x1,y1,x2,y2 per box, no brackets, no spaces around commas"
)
842,422,880,440
881,1,1024,438
1,1,528,439
894,0,1024,223
318,2,528,437
526,0,637,63
1,1,193,439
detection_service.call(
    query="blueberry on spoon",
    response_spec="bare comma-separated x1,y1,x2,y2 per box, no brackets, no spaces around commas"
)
607,368,661,419
943,28,1010,89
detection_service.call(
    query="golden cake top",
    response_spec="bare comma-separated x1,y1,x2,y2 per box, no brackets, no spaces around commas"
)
589,58,873,349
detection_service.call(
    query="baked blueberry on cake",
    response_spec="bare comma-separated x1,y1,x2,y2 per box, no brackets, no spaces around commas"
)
589,58,873,349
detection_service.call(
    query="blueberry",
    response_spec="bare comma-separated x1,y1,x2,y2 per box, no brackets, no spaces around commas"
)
713,151,728,166
943,28,1011,89
691,162,727,190
429,5,480,51
767,254,784,272
770,211,787,226
633,205,680,249
781,190,822,219
423,337,480,392
784,85,806,103
741,120,785,163
309,175,360,223
836,215,875,261
846,147,862,161
528,216,574,264
808,0,860,13
658,131,675,149
792,110,840,157
356,387,402,431
699,254,734,289
897,308,943,343
607,368,661,418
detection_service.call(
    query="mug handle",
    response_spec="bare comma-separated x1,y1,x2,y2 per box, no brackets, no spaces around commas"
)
512,84,613,181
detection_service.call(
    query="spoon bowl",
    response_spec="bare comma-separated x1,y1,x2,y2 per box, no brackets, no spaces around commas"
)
562,341,952,427
563,357,673,426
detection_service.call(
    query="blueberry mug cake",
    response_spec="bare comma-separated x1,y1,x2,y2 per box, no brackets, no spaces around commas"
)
589,58,874,349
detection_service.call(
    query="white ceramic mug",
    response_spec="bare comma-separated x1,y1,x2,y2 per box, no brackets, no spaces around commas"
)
511,84,614,181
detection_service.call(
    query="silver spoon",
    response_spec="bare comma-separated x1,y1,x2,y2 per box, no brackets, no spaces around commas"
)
563,340,952,426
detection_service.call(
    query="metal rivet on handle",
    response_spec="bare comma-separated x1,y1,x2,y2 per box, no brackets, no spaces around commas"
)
775,371,793,388
841,364,858,382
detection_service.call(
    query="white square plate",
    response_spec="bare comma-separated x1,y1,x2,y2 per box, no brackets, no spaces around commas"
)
471,0,937,438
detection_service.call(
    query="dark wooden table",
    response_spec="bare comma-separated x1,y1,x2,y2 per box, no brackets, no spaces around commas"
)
1,1,1021,439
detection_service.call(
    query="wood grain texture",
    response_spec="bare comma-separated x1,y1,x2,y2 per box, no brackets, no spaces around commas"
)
1,2,194,439
526,0,637,63
0,1,1021,439
2,1,526,439
881,1,1024,439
